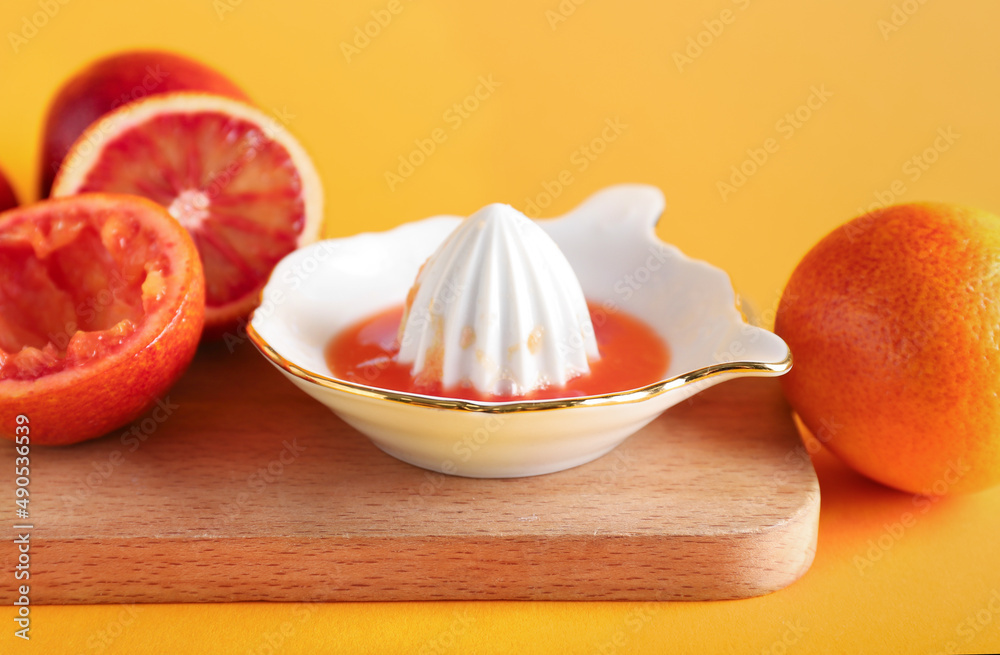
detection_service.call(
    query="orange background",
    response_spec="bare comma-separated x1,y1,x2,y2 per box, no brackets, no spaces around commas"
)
2,0,1000,652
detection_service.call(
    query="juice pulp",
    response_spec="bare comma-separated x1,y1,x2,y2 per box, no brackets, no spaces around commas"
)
325,302,670,401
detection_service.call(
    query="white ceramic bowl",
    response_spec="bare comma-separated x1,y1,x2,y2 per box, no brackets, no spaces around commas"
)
248,185,791,478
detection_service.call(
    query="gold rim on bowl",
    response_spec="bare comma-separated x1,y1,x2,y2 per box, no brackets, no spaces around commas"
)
246,321,791,414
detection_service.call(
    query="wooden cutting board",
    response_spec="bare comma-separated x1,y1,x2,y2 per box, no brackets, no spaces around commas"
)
1,341,818,603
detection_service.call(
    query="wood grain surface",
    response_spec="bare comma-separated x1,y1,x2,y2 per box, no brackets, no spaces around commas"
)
1,341,819,603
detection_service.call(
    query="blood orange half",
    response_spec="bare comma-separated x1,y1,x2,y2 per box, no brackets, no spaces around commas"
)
37,49,250,198
0,194,204,445
51,92,324,339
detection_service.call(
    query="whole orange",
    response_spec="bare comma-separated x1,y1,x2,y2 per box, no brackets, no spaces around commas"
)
775,202,1000,495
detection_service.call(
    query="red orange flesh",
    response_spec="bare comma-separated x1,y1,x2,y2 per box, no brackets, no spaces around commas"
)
0,194,205,445
51,93,323,340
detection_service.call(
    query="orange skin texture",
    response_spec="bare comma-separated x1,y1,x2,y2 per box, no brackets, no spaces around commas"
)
38,50,248,198
775,202,1000,495
0,194,205,445
0,166,17,212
